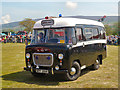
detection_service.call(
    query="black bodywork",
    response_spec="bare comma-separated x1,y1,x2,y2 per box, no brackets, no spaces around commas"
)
25,42,106,74
24,25,107,75
25,43,69,72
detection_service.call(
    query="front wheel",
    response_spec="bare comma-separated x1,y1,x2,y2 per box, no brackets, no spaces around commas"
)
64,61,81,81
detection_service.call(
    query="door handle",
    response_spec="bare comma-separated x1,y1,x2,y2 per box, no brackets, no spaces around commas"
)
83,43,85,47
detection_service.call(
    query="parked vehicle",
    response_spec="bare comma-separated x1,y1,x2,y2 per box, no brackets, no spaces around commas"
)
24,17,107,81
16,31,27,37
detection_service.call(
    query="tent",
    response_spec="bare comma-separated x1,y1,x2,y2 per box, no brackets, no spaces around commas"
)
0,33,7,36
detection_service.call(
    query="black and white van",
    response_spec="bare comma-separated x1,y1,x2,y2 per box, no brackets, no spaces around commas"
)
24,17,107,81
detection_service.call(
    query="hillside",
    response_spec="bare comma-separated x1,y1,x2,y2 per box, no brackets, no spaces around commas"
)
66,16,118,24
1,16,118,32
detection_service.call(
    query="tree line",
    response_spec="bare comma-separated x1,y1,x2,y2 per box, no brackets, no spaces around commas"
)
104,22,119,36
2,18,119,36
19,18,119,36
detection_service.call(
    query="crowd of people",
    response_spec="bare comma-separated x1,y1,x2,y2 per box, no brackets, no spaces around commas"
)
107,35,120,45
0,33,32,45
0,32,120,45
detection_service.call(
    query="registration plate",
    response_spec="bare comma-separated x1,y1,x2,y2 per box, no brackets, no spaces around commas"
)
36,69,49,74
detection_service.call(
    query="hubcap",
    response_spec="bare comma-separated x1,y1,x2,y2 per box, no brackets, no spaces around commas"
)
70,67,76,75
96,60,99,64
95,59,99,68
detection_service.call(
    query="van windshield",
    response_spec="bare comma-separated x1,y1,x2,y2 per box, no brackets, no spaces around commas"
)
31,27,75,44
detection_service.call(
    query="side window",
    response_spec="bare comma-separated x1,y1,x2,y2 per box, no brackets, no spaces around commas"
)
84,28,93,40
76,28,82,41
99,27,106,39
93,28,99,39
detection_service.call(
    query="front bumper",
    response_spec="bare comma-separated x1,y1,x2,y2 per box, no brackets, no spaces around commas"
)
24,67,31,71
24,67,68,74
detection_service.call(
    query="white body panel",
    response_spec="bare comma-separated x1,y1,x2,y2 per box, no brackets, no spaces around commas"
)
72,39,107,48
33,18,104,29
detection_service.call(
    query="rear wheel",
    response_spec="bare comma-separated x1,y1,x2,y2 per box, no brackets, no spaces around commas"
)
64,61,81,81
91,58,100,70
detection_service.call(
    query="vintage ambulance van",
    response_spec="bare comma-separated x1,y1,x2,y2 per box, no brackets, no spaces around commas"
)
24,16,107,80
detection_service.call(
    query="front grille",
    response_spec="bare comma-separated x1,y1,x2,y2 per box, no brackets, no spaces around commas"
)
33,53,53,67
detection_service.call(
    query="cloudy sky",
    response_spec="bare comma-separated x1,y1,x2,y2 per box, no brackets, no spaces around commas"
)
1,0,119,24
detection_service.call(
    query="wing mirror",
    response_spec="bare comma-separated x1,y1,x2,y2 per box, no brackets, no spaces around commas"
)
72,37,77,45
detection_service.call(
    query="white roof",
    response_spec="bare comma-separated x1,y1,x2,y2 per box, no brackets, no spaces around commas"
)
33,18,104,29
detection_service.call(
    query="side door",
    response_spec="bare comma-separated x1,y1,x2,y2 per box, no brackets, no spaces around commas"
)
82,25,96,66
75,25,86,66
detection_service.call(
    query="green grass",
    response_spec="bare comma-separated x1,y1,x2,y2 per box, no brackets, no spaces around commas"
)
1,44,118,88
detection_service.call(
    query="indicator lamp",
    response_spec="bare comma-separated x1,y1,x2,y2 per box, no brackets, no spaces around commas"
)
59,14,62,17
60,60,62,63
27,59,29,62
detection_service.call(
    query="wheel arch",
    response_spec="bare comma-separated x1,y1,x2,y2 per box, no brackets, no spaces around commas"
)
98,54,102,64
73,59,81,66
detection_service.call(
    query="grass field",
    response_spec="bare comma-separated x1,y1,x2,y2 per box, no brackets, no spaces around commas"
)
1,43,118,88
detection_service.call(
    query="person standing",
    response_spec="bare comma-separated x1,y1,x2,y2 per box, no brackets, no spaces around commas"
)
0,36,1,42
25,34,28,45
6,35,8,43
118,35,120,45
12,35,15,43
4,36,6,43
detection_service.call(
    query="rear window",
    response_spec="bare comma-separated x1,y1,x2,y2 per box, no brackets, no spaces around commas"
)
76,28,82,41
84,28,93,40
93,28,99,39
99,27,106,39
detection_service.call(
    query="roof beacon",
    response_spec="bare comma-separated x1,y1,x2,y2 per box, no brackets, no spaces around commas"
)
59,14,62,17
45,16,49,19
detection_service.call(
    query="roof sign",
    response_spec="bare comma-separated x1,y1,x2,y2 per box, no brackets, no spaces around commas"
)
41,19,54,26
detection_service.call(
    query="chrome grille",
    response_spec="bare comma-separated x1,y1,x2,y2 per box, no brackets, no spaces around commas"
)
33,53,53,66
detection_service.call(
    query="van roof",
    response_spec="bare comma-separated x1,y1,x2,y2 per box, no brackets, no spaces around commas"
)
33,18,104,29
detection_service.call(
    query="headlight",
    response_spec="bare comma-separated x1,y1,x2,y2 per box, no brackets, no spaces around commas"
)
26,53,30,59
58,54,63,59
55,65,59,70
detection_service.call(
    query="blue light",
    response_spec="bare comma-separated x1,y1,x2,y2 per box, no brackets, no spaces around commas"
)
59,14,62,17
36,56,38,60
47,56,51,60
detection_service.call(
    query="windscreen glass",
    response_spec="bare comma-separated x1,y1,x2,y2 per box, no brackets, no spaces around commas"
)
31,28,75,44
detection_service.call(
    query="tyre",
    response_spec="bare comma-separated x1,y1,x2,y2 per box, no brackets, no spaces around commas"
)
64,61,81,81
91,58,100,70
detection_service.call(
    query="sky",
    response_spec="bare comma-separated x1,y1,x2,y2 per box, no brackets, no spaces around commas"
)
0,0,119,24
1,0,120,2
